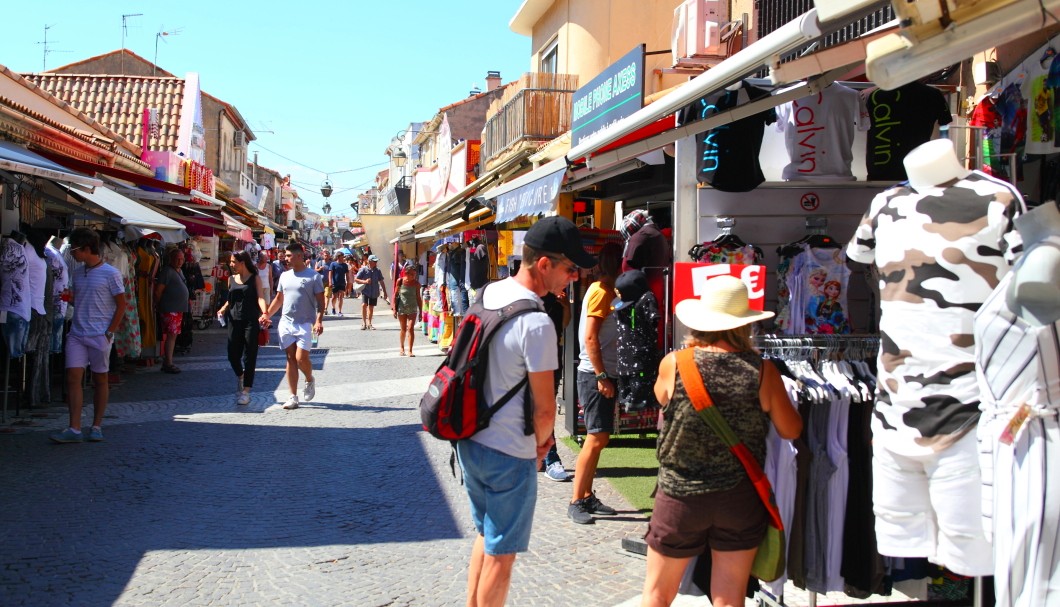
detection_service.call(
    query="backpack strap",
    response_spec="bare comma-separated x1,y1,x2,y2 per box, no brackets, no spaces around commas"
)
675,348,784,530
475,289,545,436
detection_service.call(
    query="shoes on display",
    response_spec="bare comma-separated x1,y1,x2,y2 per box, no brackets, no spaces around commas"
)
303,380,315,402
49,427,83,444
236,391,251,406
586,492,617,515
545,462,573,482
567,498,594,525
282,395,299,410
86,426,104,442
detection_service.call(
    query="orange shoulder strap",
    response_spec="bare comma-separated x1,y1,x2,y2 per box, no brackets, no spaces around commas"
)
675,348,714,413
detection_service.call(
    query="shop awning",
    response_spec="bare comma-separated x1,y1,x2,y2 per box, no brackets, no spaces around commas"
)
221,212,254,241
0,141,103,188
56,183,188,243
481,157,568,223
395,149,533,237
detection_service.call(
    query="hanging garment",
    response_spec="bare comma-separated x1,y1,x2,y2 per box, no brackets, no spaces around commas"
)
861,83,952,182
135,244,158,350
783,244,853,335
614,291,661,411
975,235,1060,607
678,81,777,192
0,237,30,321
44,244,69,354
776,84,863,181
847,171,1022,456
115,245,141,359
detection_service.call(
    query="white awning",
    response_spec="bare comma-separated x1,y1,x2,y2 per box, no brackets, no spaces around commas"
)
0,141,103,188
221,212,254,241
57,183,188,242
479,157,568,223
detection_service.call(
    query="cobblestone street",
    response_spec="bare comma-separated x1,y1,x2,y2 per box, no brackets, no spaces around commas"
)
1,310,655,606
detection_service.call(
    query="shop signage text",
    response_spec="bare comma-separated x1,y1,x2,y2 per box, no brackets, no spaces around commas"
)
494,166,566,223
673,262,766,312
571,45,645,147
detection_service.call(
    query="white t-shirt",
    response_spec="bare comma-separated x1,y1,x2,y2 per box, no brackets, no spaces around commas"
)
471,277,558,459
25,243,47,316
776,83,863,181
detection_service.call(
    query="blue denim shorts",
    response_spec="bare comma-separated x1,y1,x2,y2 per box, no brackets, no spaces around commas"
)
456,439,537,555
2,312,29,358
51,316,65,354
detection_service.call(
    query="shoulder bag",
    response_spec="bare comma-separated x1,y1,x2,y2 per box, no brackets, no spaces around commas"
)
674,348,786,582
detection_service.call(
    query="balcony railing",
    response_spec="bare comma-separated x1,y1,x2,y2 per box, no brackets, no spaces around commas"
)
481,72,579,166
758,1,894,60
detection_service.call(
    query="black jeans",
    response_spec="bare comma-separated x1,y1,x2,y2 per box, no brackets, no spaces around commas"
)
227,319,260,388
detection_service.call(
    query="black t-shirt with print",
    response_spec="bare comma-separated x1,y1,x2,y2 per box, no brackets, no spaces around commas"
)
677,81,777,192
862,82,952,182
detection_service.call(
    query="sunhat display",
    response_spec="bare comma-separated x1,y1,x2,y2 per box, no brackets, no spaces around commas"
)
674,275,774,332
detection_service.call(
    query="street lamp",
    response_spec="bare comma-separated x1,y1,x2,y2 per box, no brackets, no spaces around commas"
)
391,149,408,168
320,178,333,215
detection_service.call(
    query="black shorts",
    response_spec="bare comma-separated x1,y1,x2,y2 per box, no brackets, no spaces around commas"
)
645,479,768,557
362,295,378,306
577,370,616,434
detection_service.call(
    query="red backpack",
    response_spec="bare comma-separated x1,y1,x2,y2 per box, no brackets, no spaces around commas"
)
420,288,543,441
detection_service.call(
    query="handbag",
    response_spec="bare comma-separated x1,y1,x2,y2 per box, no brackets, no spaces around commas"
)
675,348,786,582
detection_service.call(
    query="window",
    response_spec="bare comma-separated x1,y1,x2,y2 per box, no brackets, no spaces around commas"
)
540,37,559,74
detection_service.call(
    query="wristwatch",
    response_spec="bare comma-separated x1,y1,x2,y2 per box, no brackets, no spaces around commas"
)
594,371,608,382
104,330,115,340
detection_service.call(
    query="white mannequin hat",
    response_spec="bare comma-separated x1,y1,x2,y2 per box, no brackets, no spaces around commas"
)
675,275,774,331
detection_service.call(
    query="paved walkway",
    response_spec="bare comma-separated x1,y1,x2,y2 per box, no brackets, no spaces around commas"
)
1,306,653,606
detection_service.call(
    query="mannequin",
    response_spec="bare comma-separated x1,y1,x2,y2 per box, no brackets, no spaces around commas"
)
1006,202,1060,325
846,138,1022,577
974,201,1060,607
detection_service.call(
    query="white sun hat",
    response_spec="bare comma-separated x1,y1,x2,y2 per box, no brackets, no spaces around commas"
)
675,275,774,332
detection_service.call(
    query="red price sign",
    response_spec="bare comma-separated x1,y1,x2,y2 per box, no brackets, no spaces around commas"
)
673,263,766,312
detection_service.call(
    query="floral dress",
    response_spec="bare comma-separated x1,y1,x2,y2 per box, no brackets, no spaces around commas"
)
116,245,142,358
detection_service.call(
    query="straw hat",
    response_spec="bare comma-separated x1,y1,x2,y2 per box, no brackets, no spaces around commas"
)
675,275,774,331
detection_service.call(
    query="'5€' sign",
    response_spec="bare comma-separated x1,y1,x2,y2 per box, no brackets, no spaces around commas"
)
674,263,766,311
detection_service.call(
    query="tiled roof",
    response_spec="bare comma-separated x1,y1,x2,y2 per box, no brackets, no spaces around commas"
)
23,73,185,152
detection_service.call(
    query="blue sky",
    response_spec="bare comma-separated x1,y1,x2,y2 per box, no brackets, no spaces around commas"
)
1,1,531,214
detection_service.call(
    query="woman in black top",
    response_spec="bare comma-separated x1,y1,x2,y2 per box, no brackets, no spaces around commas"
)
216,251,270,405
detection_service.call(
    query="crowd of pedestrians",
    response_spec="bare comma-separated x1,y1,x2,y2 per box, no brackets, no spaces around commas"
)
45,222,802,607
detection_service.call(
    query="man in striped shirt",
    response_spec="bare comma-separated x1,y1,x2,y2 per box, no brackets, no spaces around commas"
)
50,228,126,444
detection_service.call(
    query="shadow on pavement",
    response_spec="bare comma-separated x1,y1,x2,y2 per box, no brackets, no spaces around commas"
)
0,420,460,606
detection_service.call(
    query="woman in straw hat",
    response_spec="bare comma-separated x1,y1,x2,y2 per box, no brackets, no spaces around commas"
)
640,275,802,607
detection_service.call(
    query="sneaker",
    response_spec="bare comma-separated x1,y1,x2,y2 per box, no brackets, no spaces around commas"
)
86,426,104,442
545,462,573,482
331,308,336,315
282,395,299,410
236,391,250,406
587,492,617,515
49,428,83,444
337,312,343,318
303,380,315,402
567,498,594,525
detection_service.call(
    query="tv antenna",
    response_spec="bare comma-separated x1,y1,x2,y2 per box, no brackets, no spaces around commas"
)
153,26,182,76
120,13,143,75
36,24,71,72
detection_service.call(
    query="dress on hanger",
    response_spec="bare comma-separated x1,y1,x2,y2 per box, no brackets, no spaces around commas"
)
117,243,141,359
135,242,158,350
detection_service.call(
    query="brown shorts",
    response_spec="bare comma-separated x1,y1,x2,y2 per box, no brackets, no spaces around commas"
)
645,479,768,557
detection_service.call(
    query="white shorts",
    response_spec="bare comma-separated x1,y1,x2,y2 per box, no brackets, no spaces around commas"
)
277,318,312,351
65,333,112,373
872,430,993,576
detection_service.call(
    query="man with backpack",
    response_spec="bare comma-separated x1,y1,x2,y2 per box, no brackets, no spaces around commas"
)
454,216,596,606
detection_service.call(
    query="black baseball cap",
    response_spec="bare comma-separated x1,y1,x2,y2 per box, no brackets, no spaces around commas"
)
614,269,649,310
523,216,596,268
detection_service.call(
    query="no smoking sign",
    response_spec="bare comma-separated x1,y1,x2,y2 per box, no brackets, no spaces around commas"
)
800,192,820,211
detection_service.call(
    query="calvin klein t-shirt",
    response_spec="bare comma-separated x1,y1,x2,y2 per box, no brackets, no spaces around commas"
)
678,81,777,192
861,82,952,182
776,84,863,181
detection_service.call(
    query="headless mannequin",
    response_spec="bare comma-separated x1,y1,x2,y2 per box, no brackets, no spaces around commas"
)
904,138,971,192
1006,202,1060,325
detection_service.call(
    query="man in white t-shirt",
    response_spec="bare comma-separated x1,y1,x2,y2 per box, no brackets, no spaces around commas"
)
456,216,596,605
261,243,325,410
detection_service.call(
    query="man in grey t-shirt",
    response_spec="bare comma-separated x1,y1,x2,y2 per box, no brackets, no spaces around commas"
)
261,243,324,409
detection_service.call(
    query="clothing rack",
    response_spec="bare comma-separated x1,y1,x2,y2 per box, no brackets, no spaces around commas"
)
753,332,983,607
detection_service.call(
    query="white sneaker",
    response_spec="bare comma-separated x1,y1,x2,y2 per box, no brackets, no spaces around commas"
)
302,380,315,402
236,391,250,406
283,395,299,409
